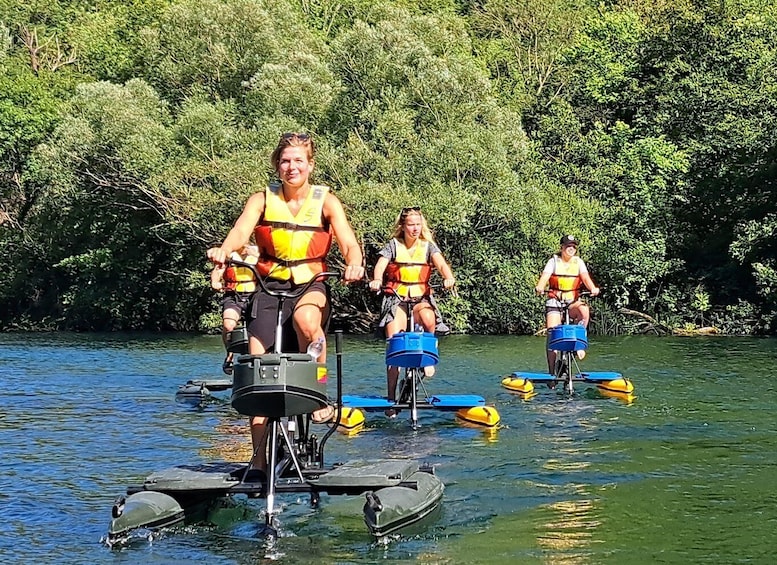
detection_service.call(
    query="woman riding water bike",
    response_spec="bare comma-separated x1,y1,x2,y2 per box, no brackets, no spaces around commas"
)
368,207,455,417
207,131,365,473
535,234,600,375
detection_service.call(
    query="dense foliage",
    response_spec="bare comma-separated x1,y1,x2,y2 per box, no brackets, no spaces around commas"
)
1,0,775,334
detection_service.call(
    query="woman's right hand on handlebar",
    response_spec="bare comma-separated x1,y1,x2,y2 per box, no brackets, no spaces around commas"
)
368,279,382,292
207,246,228,265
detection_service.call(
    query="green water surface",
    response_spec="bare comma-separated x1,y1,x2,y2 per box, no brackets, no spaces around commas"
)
0,333,774,564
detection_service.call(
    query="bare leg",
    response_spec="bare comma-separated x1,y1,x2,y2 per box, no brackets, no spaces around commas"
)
248,334,268,470
249,415,269,471
547,350,557,375
384,311,406,416
569,302,590,328
222,307,240,371
569,302,590,359
293,290,334,423
386,366,400,402
293,290,327,360
414,303,437,376
545,311,562,374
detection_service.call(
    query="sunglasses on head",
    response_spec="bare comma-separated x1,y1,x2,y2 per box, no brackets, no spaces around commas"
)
401,206,421,214
281,132,311,141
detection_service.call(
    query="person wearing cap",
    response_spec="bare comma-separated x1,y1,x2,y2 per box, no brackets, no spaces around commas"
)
535,235,600,371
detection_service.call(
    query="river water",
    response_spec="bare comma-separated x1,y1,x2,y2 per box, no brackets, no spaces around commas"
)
1,332,775,564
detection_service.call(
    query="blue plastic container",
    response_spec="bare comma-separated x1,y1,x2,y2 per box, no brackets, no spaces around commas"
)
548,324,588,351
386,332,439,367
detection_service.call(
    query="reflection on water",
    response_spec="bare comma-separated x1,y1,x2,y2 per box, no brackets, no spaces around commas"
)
200,419,253,462
537,497,601,563
1,332,777,563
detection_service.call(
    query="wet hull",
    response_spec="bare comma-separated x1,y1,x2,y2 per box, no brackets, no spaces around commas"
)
109,492,185,542
503,371,635,398
108,459,443,541
362,468,445,538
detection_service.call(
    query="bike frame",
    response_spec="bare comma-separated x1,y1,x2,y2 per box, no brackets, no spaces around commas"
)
227,259,343,532
548,291,592,395
384,288,438,429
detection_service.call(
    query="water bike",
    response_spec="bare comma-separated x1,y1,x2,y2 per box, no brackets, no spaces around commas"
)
501,291,634,400
341,287,500,429
108,265,444,544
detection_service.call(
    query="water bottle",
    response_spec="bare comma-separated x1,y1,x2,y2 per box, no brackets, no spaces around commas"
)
306,336,325,361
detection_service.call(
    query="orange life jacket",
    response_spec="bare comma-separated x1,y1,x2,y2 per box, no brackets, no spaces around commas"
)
253,183,332,283
224,252,258,293
385,239,432,298
548,255,582,302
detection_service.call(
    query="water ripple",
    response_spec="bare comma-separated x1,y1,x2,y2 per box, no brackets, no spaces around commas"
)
1,333,776,563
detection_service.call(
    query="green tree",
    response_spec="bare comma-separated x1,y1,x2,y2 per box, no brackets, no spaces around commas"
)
17,79,207,329
138,0,327,105
2,0,776,335
730,212,777,331
320,7,593,332
611,0,777,328
469,0,595,109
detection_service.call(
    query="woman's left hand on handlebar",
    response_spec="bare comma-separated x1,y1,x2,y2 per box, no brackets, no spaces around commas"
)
443,278,459,297
590,286,600,297
368,279,382,292
343,264,365,283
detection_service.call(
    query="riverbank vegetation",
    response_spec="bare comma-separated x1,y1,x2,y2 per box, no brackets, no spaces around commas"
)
1,0,775,335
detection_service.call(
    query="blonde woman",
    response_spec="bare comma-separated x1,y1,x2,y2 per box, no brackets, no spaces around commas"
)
369,207,455,416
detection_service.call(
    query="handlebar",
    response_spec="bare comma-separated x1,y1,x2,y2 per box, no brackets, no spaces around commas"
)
539,289,595,307
227,258,341,300
538,289,594,297
378,285,447,303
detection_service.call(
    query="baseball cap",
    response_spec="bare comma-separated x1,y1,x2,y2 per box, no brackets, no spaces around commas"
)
560,234,579,247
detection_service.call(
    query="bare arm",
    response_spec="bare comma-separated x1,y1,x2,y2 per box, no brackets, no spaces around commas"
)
368,256,390,291
535,271,551,295
580,272,600,296
206,192,266,265
210,264,226,291
431,252,455,290
324,193,364,282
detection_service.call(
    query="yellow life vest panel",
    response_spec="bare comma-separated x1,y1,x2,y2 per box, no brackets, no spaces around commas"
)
253,183,333,283
385,239,432,298
224,252,258,293
548,255,582,302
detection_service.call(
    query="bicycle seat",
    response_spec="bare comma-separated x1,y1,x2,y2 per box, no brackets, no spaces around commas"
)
548,324,588,351
386,332,439,367
231,353,328,417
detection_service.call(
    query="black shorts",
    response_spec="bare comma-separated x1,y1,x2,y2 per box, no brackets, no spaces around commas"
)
247,279,330,353
222,292,252,318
